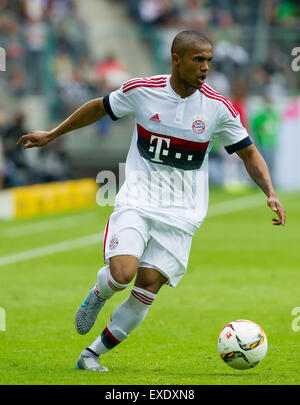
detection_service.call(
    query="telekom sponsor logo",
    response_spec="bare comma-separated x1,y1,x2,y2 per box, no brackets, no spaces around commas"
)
149,135,170,163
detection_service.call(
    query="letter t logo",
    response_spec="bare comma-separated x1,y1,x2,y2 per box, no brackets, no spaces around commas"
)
149,135,170,163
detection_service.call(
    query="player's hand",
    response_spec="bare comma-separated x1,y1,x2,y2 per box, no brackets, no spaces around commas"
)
267,195,286,226
17,130,56,149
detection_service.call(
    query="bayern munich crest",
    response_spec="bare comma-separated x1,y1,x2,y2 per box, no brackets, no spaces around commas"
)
109,235,119,250
192,119,205,135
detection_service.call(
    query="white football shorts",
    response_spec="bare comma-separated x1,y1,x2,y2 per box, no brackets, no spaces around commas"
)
103,208,193,287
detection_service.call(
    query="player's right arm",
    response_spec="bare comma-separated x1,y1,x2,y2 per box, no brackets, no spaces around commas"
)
17,97,107,149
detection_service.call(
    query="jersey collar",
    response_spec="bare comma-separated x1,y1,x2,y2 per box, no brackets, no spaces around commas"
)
166,75,199,101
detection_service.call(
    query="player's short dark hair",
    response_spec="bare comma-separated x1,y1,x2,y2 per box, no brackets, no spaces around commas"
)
171,30,212,57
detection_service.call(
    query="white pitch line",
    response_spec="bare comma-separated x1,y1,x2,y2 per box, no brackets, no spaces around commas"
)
207,191,297,217
0,192,295,267
1,212,99,237
0,192,284,237
0,233,103,267
207,193,264,217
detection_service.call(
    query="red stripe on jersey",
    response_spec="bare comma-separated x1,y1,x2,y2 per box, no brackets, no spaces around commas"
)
123,79,167,91
103,217,110,261
123,76,167,90
200,86,238,117
200,89,238,118
137,123,209,152
201,83,229,99
200,85,238,118
202,84,239,116
123,79,167,92
131,290,153,305
123,82,167,93
105,327,121,344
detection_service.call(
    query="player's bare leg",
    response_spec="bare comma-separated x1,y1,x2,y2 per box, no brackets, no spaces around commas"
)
76,266,167,371
75,255,139,335
134,266,168,294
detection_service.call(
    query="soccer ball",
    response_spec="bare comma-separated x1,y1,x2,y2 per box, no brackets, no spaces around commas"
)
217,319,268,370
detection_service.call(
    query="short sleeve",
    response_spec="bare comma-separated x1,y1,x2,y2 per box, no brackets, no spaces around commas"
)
103,83,137,121
215,104,252,154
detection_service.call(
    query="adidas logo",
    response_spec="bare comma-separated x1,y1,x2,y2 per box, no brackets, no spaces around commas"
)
149,113,161,123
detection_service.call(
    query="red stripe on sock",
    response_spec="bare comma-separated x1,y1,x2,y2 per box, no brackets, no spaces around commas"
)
105,326,120,345
131,290,153,305
132,289,154,303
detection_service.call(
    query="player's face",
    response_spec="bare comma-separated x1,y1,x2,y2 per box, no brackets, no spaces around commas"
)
175,42,213,90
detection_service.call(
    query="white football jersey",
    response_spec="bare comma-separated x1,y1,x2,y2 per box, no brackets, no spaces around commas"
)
103,74,252,235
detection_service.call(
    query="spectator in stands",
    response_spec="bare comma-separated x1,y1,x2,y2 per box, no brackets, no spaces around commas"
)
230,76,249,130
24,15,48,94
180,0,211,31
95,54,130,92
272,0,299,28
94,54,130,137
0,0,91,188
47,0,75,20
2,111,31,187
1,14,26,70
38,141,70,182
51,1,89,61
9,66,27,96
223,76,250,190
208,138,225,187
137,0,172,27
23,0,46,21
251,96,280,178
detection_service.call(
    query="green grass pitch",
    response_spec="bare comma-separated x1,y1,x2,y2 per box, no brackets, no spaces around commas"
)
0,188,299,385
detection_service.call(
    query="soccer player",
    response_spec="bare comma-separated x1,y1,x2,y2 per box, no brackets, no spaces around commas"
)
17,31,286,372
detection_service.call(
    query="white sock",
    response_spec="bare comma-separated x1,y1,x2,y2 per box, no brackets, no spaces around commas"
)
89,286,156,355
94,265,130,300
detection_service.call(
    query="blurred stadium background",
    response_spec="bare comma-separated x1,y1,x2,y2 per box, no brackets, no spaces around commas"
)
0,0,299,219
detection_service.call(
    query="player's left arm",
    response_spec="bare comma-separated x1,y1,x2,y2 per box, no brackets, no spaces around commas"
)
237,143,286,226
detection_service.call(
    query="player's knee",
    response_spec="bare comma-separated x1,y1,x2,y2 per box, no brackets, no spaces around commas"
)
109,257,138,285
112,271,134,285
